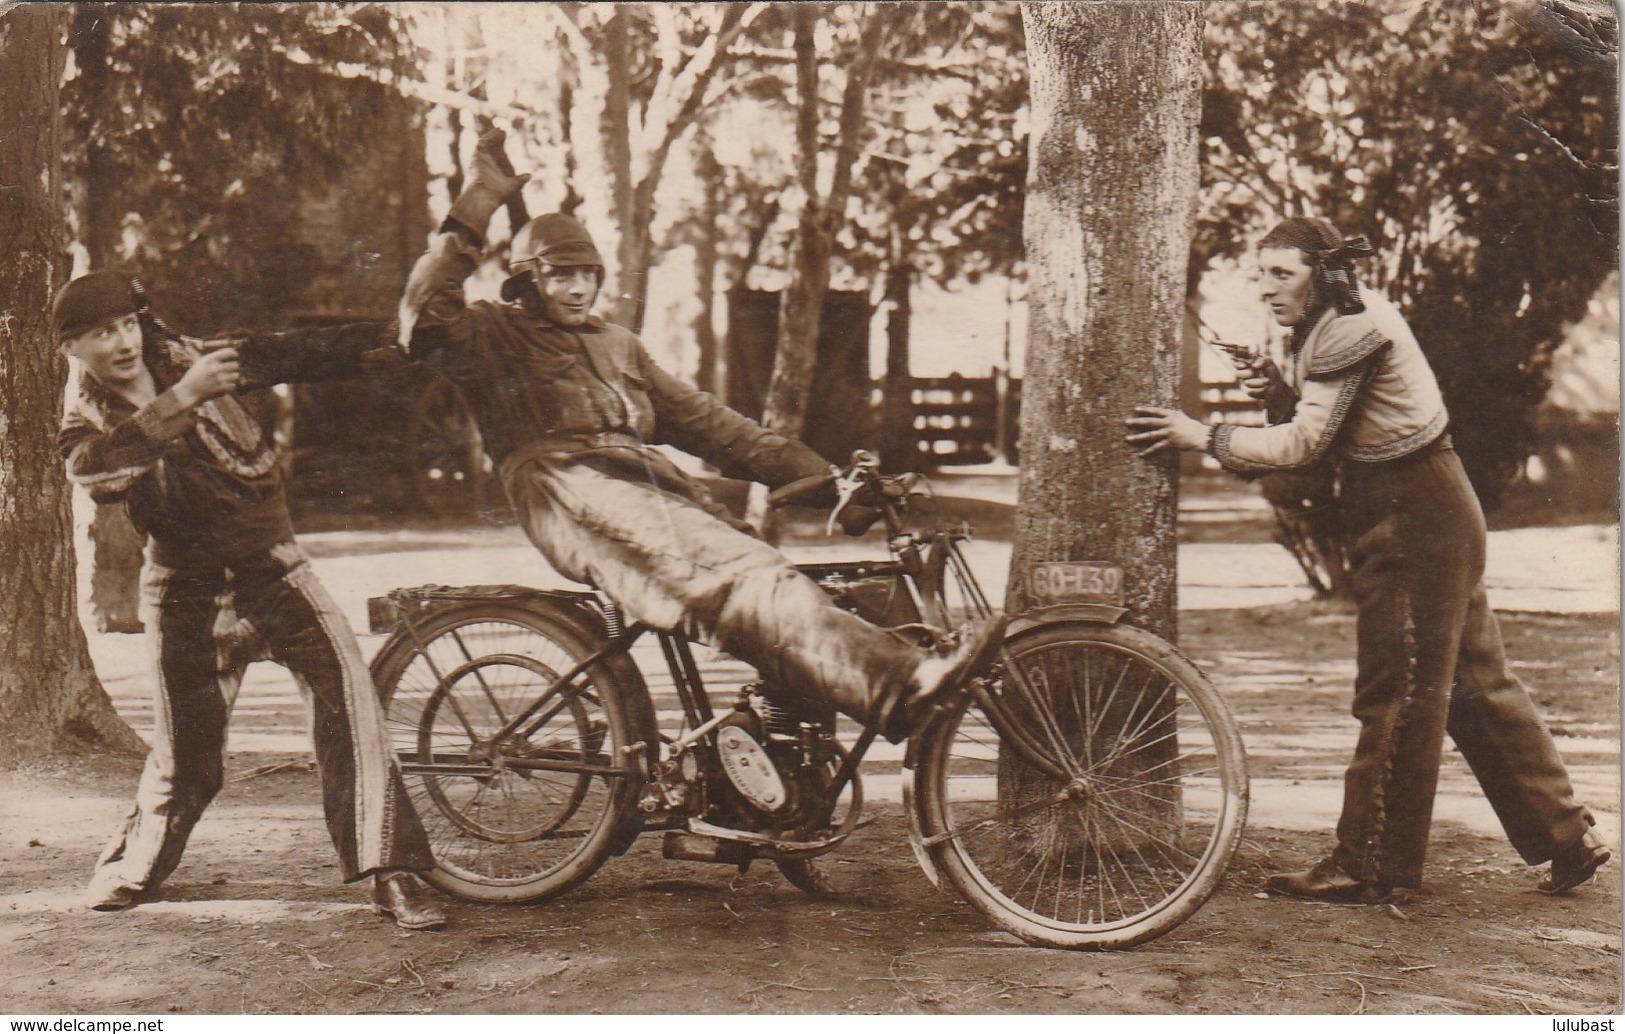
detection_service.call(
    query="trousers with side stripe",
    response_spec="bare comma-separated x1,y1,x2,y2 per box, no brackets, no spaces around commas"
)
1330,443,1591,888
89,542,433,899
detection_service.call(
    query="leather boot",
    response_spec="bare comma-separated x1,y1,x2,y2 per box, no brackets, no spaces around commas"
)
877,615,1007,743
85,883,144,913
1266,857,1393,904
1539,829,1611,895
372,871,447,930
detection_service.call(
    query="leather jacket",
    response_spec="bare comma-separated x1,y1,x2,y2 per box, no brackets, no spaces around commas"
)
399,227,833,497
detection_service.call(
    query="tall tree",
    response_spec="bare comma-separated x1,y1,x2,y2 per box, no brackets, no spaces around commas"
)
1011,1,1204,640
0,3,144,764
760,2,899,445
548,2,764,332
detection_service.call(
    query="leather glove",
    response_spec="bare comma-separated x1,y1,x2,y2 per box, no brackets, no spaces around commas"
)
447,129,530,235
837,503,884,536
836,476,910,536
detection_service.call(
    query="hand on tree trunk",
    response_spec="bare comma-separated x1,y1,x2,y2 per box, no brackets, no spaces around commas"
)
1125,405,1210,455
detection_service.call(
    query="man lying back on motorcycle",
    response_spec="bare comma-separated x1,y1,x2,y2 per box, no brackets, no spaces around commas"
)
393,129,1003,743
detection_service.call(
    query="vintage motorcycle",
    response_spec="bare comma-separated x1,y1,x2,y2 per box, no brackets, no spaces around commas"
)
367,452,1247,949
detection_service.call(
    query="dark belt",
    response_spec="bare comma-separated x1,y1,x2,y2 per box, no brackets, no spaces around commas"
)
532,431,642,452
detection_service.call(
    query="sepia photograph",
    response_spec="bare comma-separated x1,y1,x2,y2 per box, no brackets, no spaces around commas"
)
0,0,1617,1021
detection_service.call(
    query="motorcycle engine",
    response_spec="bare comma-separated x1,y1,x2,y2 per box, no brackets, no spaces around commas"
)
753,685,842,833
715,710,788,812
712,686,842,834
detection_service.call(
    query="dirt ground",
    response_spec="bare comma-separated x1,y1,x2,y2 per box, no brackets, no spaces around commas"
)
1,601,1617,1017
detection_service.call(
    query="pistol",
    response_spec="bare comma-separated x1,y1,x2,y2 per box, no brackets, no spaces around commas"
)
1211,340,1257,361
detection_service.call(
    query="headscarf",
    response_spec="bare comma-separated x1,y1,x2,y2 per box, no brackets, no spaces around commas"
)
1259,216,1374,317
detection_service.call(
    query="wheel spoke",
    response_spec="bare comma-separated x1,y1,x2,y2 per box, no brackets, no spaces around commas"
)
374,610,642,903
913,623,1246,949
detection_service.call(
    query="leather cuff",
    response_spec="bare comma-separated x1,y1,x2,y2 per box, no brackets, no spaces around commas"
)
445,187,506,239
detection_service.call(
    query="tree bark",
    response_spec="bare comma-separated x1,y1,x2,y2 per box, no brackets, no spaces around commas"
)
1010,1,1203,638
0,4,144,765
692,143,723,395
601,7,639,328
1003,1,1204,847
761,2,892,443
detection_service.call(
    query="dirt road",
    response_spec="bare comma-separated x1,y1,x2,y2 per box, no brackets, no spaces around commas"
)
3,497,1618,1015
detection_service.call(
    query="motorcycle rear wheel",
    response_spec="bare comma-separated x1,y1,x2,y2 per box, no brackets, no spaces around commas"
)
371,602,645,904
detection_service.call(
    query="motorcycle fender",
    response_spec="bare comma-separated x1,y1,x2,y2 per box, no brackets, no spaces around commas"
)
1006,602,1126,636
898,764,943,890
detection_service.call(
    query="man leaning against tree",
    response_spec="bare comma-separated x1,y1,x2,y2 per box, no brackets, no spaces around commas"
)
1125,216,1609,905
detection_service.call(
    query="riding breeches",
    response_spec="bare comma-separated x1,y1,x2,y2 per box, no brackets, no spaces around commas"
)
1331,443,1591,887
503,457,923,724
89,542,433,899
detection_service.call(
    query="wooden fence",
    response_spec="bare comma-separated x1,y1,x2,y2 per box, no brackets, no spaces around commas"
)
877,371,1256,469
890,372,1021,467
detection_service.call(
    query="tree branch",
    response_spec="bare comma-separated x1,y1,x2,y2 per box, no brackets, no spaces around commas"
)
730,43,984,83
793,3,822,206
544,2,597,72
827,4,897,215
280,48,550,124
638,2,761,181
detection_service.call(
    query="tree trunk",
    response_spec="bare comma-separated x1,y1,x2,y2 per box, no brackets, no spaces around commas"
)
0,4,144,765
1010,1,1202,633
601,8,641,330
693,144,723,395
747,5,829,540
761,2,891,442
1003,1,1204,848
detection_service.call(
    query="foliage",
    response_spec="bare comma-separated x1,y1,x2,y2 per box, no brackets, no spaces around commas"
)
843,1,1028,289
1199,0,1620,508
695,1,1028,294
63,2,416,331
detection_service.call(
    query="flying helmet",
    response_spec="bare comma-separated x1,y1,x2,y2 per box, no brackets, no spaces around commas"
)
501,213,606,304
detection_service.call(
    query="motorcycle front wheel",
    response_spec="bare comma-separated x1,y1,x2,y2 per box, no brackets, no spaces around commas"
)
907,621,1248,950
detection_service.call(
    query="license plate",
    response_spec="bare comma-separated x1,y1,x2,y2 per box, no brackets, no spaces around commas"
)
1029,561,1125,605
